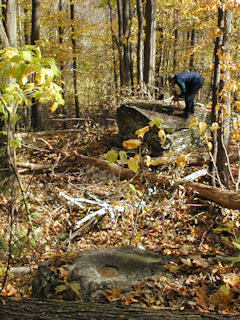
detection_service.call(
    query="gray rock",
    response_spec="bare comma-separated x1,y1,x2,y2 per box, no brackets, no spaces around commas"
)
32,246,173,302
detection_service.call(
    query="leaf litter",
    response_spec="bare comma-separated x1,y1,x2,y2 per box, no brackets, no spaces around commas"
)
0,124,239,315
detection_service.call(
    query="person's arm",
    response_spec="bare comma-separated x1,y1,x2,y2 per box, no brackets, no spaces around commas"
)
176,79,186,98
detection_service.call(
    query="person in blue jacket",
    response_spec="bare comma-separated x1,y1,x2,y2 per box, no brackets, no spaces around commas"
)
169,71,204,117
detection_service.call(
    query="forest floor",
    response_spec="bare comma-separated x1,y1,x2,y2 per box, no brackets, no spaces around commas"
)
0,116,240,315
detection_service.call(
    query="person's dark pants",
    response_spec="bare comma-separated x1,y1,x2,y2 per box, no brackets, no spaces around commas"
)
184,78,204,114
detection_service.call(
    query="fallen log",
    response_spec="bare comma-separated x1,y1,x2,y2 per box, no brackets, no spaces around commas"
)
17,153,240,210
0,297,239,320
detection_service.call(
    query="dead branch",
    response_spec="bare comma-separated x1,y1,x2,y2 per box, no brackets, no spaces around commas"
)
17,152,240,210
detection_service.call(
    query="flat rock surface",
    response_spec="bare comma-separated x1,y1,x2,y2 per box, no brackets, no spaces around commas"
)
32,246,174,302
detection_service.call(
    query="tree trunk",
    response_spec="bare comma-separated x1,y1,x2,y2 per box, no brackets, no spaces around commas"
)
0,0,17,193
116,0,125,87
211,3,232,188
108,0,119,94
211,7,224,187
58,0,67,129
189,28,195,70
136,0,144,86
122,0,131,87
144,0,157,98
31,0,42,130
173,9,179,73
0,298,237,320
216,8,232,188
70,0,80,118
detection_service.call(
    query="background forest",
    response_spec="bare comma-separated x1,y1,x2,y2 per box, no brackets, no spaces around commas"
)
0,0,240,315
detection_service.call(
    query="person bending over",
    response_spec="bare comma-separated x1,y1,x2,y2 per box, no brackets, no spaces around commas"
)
169,71,204,117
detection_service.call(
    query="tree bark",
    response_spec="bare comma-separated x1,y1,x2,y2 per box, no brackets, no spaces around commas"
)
31,0,42,130
122,0,131,87
216,8,232,188
108,0,119,94
0,298,238,320
0,0,17,193
136,0,144,86
70,0,80,118
144,0,157,97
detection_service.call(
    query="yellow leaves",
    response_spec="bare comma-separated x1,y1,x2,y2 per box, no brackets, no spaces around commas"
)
128,157,139,173
235,101,240,110
189,117,198,129
158,129,166,145
5,48,18,59
199,122,207,134
106,150,118,164
210,122,220,131
35,68,46,86
135,126,149,139
208,142,213,151
176,154,190,168
189,117,207,134
49,102,58,113
232,129,240,141
123,139,141,150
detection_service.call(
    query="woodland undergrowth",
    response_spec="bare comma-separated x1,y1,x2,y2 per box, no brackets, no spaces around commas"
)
0,121,239,314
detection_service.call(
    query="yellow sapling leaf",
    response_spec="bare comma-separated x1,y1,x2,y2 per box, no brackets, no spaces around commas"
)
210,122,220,131
158,129,166,145
199,122,207,134
135,126,149,139
49,102,58,113
123,139,142,150
189,117,198,129
128,157,139,173
176,154,190,168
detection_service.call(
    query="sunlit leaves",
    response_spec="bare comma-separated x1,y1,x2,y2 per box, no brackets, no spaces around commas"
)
199,122,207,134
0,46,64,118
119,151,127,164
158,129,166,145
176,154,190,168
128,157,139,173
135,126,149,139
189,117,198,129
149,117,164,128
106,150,118,163
123,139,142,150
210,122,220,131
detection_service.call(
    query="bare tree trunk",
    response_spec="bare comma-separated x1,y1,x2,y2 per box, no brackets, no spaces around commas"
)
108,0,119,94
136,0,144,87
58,0,67,129
70,0,80,118
211,3,232,188
189,28,195,70
0,0,17,193
116,0,125,87
122,0,131,88
144,0,157,98
31,0,42,130
173,9,178,73
216,8,232,188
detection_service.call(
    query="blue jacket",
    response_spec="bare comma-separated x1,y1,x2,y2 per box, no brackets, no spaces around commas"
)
174,72,204,97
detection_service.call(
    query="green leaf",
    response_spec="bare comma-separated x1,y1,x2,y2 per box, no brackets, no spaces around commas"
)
119,151,127,164
9,138,21,149
220,284,230,296
128,157,139,173
55,284,67,294
22,50,33,62
149,117,164,128
106,150,118,164
68,281,81,296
